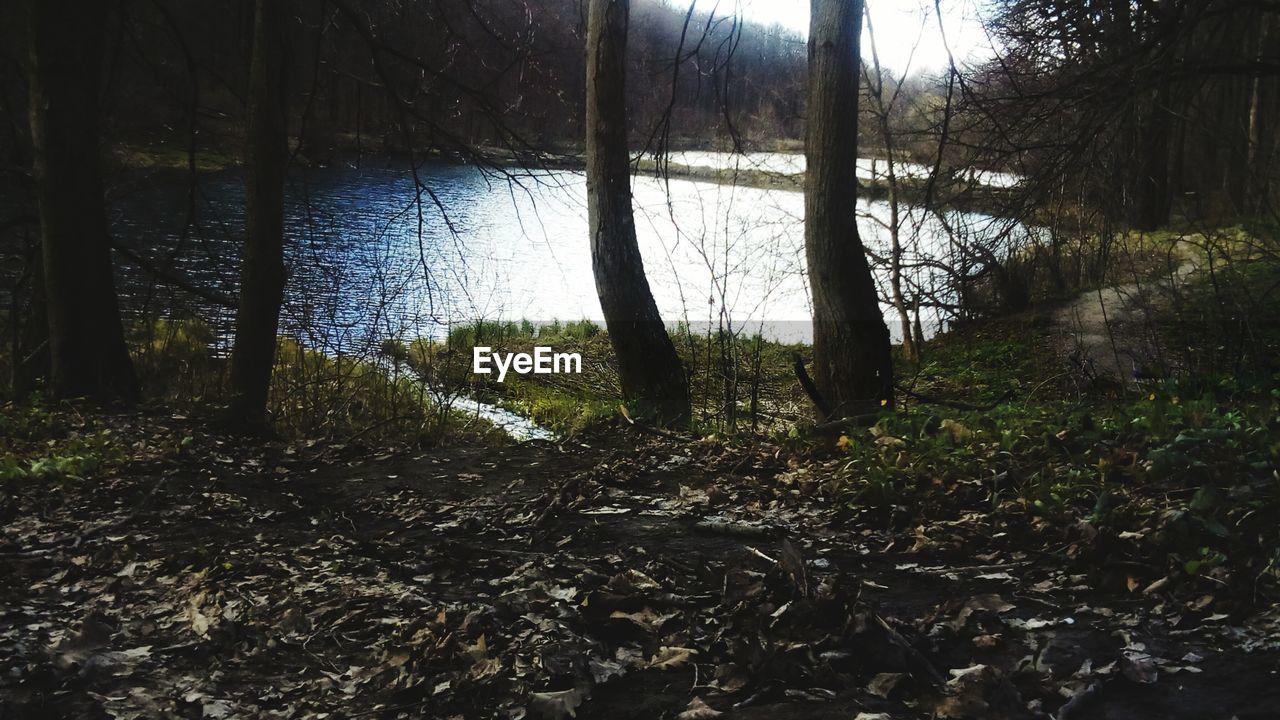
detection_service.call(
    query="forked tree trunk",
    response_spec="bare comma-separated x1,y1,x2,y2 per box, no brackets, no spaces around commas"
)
228,0,289,427
27,0,138,401
585,0,690,425
805,0,893,417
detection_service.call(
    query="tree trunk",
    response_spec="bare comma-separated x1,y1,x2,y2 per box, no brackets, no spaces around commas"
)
884,155,913,361
805,0,893,418
10,242,49,393
228,0,289,426
1246,12,1276,212
585,0,690,425
883,153,914,362
889,222,915,363
1128,85,1173,231
27,0,138,401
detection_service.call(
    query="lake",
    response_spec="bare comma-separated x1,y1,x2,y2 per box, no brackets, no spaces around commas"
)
108,153,1034,355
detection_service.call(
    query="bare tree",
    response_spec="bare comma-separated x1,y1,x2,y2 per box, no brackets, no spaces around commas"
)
804,0,893,418
862,3,927,363
27,0,137,400
969,0,1280,232
228,0,289,427
586,0,690,424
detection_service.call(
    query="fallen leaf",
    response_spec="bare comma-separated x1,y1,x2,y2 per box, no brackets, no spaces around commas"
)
530,688,586,720
675,697,722,719
609,607,676,633
1121,652,1159,684
1142,576,1171,595
866,672,906,699
646,646,696,670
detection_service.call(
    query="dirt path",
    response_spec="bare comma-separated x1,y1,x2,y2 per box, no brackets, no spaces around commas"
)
1054,253,1198,385
3,416,1279,719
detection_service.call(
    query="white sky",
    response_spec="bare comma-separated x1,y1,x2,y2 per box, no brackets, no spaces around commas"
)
734,0,994,75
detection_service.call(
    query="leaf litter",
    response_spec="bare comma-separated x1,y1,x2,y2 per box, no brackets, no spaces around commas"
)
2,410,1280,718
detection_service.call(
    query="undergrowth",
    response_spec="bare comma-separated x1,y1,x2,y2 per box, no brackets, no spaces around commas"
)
0,398,126,483
127,318,509,447
414,319,811,435
817,307,1280,590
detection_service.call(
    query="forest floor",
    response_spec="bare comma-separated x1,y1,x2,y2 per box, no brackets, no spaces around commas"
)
4,240,1279,719
3,396,1279,720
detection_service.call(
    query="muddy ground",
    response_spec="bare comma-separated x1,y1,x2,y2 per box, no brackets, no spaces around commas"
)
2,411,1279,719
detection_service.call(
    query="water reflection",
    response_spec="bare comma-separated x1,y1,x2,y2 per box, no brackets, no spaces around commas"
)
665,151,1022,189
108,155,1037,350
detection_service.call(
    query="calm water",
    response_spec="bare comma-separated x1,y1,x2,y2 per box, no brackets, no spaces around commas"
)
108,154,1035,351
668,151,1022,188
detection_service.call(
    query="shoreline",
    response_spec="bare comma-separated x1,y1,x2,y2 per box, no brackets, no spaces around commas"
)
108,140,1021,218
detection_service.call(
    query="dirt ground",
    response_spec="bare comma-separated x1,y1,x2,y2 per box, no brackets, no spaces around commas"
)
1055,254,1198,386
3,410,1279,720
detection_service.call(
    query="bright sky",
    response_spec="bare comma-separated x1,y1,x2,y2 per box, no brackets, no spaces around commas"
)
734,0,994,75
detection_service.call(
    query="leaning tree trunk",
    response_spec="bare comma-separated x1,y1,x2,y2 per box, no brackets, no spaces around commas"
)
27,0,138,401
804,0,893,418
228,0,289,427
585,0,690,425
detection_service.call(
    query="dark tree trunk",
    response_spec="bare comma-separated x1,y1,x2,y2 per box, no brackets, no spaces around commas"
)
1128,84,1174,231
10,243,49,393
585,0,690,425
804,0,893,418
1246,13,1276,212
228,0,289,426
27,0,137,401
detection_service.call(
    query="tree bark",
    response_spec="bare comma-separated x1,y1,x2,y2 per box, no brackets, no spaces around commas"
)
805,0,893,418
10,242,48,394
27,0,138,401
585,0,690,425
1246,12,1276,212
228,0,289,426
1128,84,1173,231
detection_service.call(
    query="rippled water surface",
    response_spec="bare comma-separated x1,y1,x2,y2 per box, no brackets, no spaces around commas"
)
109,154,1034,348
